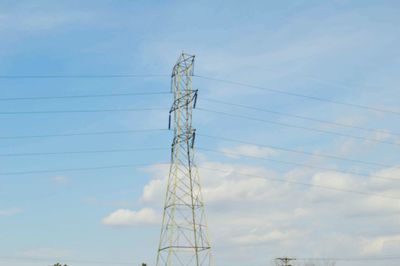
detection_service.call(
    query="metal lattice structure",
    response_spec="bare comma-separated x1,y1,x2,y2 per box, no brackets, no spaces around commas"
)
156,53,212,266
276,257,296,266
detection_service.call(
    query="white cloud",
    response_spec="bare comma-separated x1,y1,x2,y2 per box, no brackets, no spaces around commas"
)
372,166,400,183
220,144,278,159
102,208,159,227
83,197,133,208
231,229,308,246
121,156,400,265
141,178,164,203
361,235,400,255
19,247,71,258
371,129,392,142
0,208,22,217
201,162,280,203
51,176,68,185
311,171,356,191
139,161,279,205
337,139,359,156
140,163,170,204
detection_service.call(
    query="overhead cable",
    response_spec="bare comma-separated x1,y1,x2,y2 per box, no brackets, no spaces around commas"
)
0,91,170,101
0,147,167,157
0,107,167,115
195,75,400,116
0,128,168,139
199,165,400,200
198,133,393,168
0,74,168,79
202,97,400,138
0,162,167,176
197,108,400,147
198,147,399,182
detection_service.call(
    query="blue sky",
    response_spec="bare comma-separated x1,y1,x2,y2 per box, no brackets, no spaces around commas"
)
0,1,400,266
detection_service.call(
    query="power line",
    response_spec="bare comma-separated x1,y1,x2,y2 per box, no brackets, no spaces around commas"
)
197,108,400,147
255,67,390,92
0,131,393,169
2,92,394,139
0,74,168,79
0,91,171,101
0,91,395,141
0,138,395,179
195,75,400,116
198,133,393,168
0,147,167,157
0,89,394,139
0,161,397,199
197,147,399,182
1,91,396,139
5,106,397,150
0,162,167,176
0,107,168,115
3,73,397,115
198,165,400,200
0,128,168,139
202,97,400,138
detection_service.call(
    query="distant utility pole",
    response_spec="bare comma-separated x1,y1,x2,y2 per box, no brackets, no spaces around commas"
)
156,53,212,266
276,257,296,266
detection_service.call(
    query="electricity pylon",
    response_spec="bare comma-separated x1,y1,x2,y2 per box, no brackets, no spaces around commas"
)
156,53,212,266
276,257,296,266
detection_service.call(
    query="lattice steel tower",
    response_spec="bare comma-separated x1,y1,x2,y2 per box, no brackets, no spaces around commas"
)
156,53,212,266
276,257,296,266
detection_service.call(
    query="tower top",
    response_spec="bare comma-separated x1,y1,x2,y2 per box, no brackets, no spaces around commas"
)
172,53,195,78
